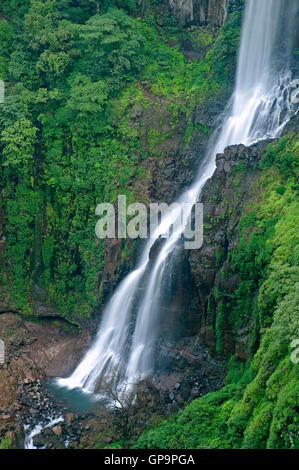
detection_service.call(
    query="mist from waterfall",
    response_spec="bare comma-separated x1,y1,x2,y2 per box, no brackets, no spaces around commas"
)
56,0,297,395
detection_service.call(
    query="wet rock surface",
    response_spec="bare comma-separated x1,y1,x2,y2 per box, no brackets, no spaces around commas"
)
189,140,272,358
0,313,91,448
18,380,99,449
0,309,225,448
154,334,225,404
169,0,229,26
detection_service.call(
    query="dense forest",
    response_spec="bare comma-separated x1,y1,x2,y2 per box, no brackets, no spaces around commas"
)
0,0,242,321
0,0,298,451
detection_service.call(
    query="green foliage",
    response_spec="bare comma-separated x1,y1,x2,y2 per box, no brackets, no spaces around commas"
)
0,18,14,77
0,433,12,450
66,74,109,113
211,5,243,85
258,264,299,327
1,118,37,175
215,135,299,347
261,136,299,180
0,0,31,20
134,385,243,449
76,9,147,89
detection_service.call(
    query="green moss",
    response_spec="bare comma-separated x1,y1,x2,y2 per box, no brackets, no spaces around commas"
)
0,433,12,450
133,385,243,449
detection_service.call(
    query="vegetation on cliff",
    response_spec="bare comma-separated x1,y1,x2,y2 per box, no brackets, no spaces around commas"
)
0,0,242,322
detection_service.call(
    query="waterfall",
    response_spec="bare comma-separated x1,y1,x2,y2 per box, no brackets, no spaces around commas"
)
56,0,297,395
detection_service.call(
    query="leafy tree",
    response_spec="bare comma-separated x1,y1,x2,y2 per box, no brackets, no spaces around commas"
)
1,118,37,176
66,73,109,113
0,19,13,77
76,9,147,89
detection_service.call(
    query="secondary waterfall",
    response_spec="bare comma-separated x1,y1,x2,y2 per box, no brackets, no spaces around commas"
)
56,0,297,394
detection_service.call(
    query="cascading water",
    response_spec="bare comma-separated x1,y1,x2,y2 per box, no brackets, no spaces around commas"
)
24,416,64,450
56,0,297,395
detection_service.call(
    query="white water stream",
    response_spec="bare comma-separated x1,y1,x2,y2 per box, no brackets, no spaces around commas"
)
24,416,64,449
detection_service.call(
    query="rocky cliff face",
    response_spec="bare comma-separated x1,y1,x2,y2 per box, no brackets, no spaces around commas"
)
189,141,268,359
99,120,272,370
98,79,224,304
169,0,229,26
140,139,270,363
137,0,231,26
188,115,298,360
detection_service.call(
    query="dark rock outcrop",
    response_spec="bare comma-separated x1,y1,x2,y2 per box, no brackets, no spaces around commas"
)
0,312,92,447
169,0,229,26
137,0,236,27
189,140,272,359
